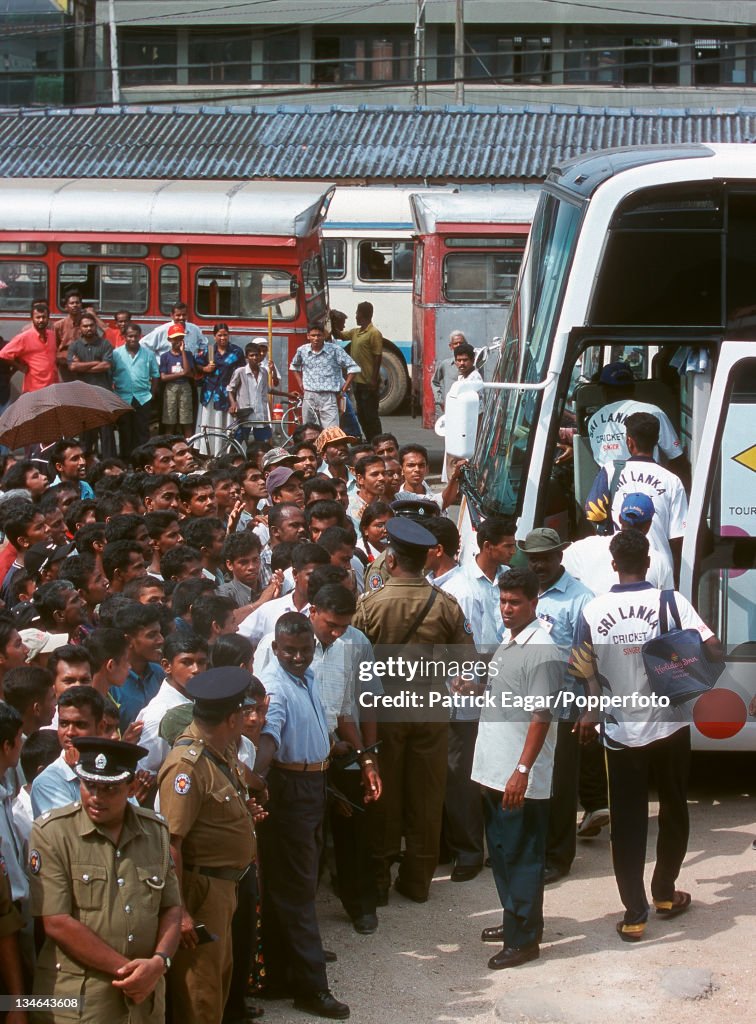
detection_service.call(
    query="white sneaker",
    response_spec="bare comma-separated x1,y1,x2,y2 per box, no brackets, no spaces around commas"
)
577,808,610,838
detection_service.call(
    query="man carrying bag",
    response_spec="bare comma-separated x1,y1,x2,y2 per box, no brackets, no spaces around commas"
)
572,530,724,943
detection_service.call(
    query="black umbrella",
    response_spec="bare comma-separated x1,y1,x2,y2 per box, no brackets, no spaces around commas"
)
0,382,131,449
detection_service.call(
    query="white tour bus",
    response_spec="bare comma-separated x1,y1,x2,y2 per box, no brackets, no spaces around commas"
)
460,144,756,750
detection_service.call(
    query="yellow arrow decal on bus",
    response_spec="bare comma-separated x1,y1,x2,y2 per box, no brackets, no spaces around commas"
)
732,444,756,473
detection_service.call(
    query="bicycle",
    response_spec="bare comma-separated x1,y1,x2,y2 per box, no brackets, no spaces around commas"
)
187,392,303,460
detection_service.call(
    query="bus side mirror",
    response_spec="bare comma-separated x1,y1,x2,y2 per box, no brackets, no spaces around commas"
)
438,381,481,459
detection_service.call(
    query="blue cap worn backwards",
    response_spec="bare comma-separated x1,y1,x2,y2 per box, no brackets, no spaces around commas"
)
620,492,655,525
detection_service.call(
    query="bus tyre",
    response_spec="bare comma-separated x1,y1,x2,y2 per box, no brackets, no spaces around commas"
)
378,348,409,415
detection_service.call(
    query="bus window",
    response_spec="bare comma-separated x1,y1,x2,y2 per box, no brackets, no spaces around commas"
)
0,261,48,311
0,242,46,255
303,254,327,324
358,240,413,282
195,267,297,320
322,239,346,280
57,262,148,313
159,265,181,316
443,252,522,303
59,242,149,257
413,241,424,302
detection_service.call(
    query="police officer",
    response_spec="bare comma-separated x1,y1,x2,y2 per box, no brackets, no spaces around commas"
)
363,498,440,593
157,668,256,1024
28,738,182,1024
0,852,26,1024
352,518,475,903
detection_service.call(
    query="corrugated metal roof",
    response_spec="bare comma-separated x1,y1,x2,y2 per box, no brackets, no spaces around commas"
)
0,104,754,181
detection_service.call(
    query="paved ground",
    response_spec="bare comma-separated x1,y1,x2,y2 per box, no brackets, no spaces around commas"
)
259,753,755,1023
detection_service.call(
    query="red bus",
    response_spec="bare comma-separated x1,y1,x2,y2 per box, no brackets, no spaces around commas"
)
410,189,539,428
0,178,333,388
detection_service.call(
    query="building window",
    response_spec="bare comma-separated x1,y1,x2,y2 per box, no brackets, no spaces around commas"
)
188,31,251,84
262,30,300,83
313,31,412,84
565,31,679,85
438,30,551,84
120,31,177,86
694,37,739,85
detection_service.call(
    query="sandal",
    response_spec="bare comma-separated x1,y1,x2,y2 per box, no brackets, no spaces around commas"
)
616,920,646,943
654,891,691,918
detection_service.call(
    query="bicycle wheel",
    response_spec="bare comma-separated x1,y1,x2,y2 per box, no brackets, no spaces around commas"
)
279,404,301,441
187,429,244,460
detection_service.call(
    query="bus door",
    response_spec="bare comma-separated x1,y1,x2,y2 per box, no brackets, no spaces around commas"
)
685,346,756,750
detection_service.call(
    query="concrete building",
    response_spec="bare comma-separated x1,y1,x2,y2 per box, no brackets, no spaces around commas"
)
0,0,74,106
89,0,756,109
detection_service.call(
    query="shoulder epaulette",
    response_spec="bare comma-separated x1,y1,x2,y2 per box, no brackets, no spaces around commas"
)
36,802,81,828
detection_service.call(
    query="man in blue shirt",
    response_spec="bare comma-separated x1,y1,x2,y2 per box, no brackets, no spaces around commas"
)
108,603,164,733
111,322,160,454
256,612,349,1020
519,528,595,883
290,324,359,431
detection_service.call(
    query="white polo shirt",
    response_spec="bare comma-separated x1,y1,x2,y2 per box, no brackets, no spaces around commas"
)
471,619,563,799
563,534,673,595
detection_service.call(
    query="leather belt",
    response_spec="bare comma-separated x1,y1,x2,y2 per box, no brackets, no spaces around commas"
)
184,863,251,883
272,758,330,773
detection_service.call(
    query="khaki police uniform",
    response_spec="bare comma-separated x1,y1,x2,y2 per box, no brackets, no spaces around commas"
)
0,850,22,934
352,575,475,900
28,801,180,1024
158,721,255,1024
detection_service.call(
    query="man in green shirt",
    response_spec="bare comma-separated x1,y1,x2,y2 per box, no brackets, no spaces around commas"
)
333,302,383,442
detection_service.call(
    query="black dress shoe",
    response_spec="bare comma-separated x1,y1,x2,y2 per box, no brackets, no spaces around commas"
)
543,867,567,885
293,990,350,1020
488,944,540,970
481,924,505,943
352,912,378,935
394,879,428,903
323,949,337,963
451,864,482,883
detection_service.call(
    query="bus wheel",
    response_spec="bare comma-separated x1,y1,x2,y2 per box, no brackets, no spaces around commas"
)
378,349,409,416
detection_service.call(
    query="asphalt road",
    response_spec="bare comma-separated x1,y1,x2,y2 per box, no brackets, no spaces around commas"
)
260,752,755,1024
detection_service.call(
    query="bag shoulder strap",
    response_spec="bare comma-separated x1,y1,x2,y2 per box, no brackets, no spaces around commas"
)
398,586,438,646
659,589,682,634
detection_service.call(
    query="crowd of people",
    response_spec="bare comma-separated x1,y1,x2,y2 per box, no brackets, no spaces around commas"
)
0,293,730,1024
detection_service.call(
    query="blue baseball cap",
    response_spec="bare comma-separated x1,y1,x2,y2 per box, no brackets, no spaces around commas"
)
600,361,634,387
620,493,654,525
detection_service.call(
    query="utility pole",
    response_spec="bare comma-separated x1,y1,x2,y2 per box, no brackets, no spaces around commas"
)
414,0,426,105
108,0,121,104
454,0,464,105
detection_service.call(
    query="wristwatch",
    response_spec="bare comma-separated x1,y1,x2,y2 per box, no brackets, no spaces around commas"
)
155,952,172,973
515,764,530,775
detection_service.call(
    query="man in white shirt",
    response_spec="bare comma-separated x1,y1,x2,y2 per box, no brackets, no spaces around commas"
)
564,492,673,594
141,302,208,359
471,569,564,969
586,412,688,573
586,361,684,467
573,530,723,943
238,542,329,645
228,341,271,442
135,633,209,774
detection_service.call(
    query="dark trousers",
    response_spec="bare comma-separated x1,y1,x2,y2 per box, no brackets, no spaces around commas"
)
118,397,152,456
546,720,579,874
258,769,328,995
84,424,116,458
328,766,377,920
353,383,382,442
579,736,609,812
223,864,260,1024
606,726,691,925
369,720,447,900
483,789,549,949
443,720,484,868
